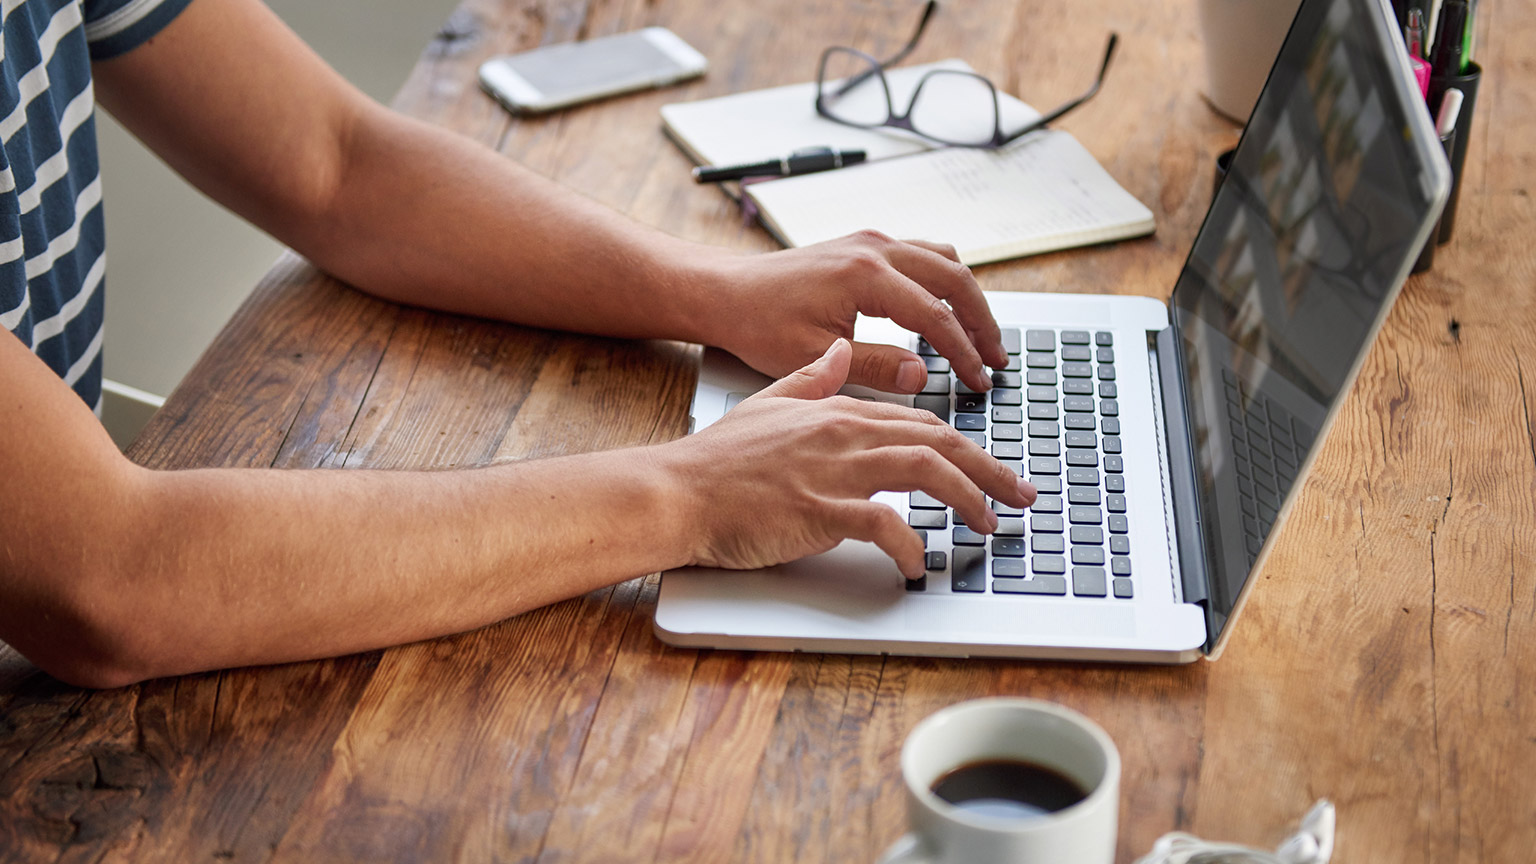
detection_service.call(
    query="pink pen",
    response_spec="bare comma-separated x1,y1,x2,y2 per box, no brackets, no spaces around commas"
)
1407,8,1432,98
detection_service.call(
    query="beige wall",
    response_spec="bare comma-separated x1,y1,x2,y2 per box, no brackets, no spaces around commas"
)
99,0,464,400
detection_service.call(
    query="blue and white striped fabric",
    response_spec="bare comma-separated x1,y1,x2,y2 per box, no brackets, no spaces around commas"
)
0,0,193,411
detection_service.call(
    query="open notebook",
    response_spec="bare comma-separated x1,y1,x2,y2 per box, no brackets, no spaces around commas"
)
661,60,1155,266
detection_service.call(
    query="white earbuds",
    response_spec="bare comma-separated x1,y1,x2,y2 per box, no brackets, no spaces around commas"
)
1133,800,1335,864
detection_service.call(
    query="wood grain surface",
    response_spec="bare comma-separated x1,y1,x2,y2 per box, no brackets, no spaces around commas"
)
3,0,1533,861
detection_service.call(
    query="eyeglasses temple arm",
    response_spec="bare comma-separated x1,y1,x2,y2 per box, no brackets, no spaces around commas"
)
997,32,1119,146
832,0,940,98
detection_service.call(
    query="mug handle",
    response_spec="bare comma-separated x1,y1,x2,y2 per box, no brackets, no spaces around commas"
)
876,834,935,864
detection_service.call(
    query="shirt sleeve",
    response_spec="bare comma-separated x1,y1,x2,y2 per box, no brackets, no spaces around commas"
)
81,0,197,60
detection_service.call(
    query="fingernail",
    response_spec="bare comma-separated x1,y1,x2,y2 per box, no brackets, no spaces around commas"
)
986,507,1000,531
1017,477,1038,504
896,359,925,393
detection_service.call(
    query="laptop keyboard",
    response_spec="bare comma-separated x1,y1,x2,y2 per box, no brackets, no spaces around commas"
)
906,328,1133,600
1222,368,1315,566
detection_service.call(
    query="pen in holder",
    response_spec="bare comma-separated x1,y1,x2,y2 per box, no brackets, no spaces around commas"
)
1427,61,1480,244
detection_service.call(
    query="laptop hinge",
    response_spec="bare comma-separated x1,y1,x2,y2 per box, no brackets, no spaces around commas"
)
1155,328,1213,623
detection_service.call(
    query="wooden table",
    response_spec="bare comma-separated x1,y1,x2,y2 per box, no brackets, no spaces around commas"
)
3,0,1532,860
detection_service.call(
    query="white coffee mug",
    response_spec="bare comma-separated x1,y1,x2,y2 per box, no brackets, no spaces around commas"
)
1197,0,1304,122
877,698,1121,864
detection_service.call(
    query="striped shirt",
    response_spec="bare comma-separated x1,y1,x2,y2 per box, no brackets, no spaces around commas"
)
0,0,193,411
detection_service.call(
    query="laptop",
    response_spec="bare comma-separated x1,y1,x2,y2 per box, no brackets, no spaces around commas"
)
654,0,1450,663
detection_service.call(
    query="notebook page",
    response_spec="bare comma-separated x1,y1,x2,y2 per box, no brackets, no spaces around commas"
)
660,60,1042,166
745,131,1155,265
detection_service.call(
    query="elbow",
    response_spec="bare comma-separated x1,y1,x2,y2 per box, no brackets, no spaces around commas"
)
18,586,162,689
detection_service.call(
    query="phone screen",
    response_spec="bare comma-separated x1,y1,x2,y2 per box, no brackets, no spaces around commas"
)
503,34,687,103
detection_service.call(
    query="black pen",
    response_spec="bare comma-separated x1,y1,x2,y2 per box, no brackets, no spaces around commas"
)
692,146,867,183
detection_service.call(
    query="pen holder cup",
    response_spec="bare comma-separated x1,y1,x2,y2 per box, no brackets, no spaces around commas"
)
1428,61,1481,245
1413,123,1456,273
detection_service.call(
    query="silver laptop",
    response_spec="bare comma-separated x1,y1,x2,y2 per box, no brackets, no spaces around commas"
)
655,0,1450,663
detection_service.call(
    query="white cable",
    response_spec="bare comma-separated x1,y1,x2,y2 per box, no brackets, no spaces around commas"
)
1133,800,1335,864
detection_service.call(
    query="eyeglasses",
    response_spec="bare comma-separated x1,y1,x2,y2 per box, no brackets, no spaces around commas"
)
814,0,1118,149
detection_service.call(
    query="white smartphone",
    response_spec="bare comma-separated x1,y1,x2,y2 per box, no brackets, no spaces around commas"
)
478,27,707,114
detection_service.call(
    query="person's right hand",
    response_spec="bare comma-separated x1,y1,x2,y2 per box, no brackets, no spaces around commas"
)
654,339,1037,580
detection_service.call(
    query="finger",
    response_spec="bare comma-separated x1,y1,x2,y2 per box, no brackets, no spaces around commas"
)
846,341,928,394
835,501,926,580
890,240,1008,371
837,234,990,393
755,338,852,401
856,445,998,534
834,414,1034,509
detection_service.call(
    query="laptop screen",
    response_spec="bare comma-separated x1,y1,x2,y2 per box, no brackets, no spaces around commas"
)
1168,0,1446,644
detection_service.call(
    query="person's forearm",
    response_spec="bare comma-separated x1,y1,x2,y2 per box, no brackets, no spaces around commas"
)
32,448,692,687
291,104,728,343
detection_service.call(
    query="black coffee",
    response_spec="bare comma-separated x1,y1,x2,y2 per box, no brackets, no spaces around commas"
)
929,759,1089,820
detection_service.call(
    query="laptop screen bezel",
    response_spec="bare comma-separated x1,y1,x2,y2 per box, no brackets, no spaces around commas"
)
1171,0,1451,657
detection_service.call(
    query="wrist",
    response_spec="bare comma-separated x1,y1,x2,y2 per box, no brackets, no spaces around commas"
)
637,437,712,569
655,241,748,348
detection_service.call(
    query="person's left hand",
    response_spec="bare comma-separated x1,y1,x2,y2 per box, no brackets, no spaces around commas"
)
692,230,1008,395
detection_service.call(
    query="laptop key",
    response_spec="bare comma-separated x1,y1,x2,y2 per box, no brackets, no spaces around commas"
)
1030,495,1063,514
993,406,1024,424
994,576,1068,595
990,371,1023,389
910,491,945,510
1026,369,1058,386
1072,546,1106,565
991,388,1023,406
1106,494,1126,512
1101,417,1121,435
1110,536,1130,555
991,501,1024,517
1096,347,1115,363
1030,439,1061,457
1070,526,1104,544
1097,365,1116,381
957,392,987,413
925,551,946,571
1061,345,1091,361
1103,437,1122,454
1033,556,1067,575
1100,399,1120,417
992,559,1028,578
1105,475,1125,493
909,510,947,529
924,355,951,373
1064,395,1094,413
1108,514,1129,533
1069,506,1103,524
960,431,986,447
1024,329,1054,351
1032,534,1066,553
907,574,928,592
992,538,1026,557
914,395,950,421
1031,514,1065,533
995,518,1025,536
955,413,986,431
992,424,1023,442
1112,578,1134,599
921,375,951,395
1065,430,1097,449
1063,413,1095,430
1028,457,1061,475
993,441,1024,460
952,547,986,592
953,526,986,546
1026,386,1057,402
1068,487,1101,505
1001,329,1022,355
1067,468,1100,486
1098,382,1117,398
1104,455,1124,473
1063,379,1094,396
1065,449,1098,467
916,337,940,356
1072,567,1108,597
1061,330,1091,345
1111,557,1132,576
1025,351,1056,368
1062,362,1093,378
1028,420,1060,437
1030,475,1063,493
